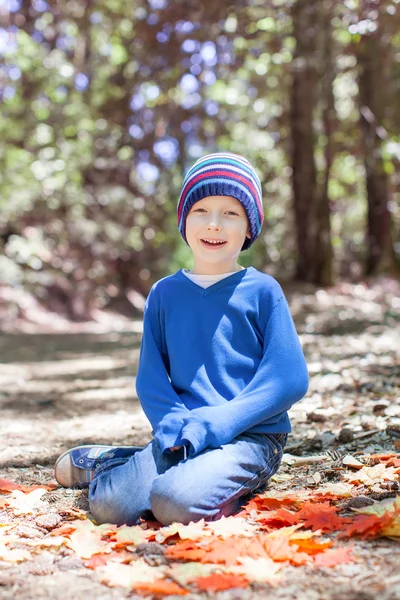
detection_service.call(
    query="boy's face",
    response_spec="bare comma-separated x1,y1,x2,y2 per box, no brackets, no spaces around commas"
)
185,195,251,274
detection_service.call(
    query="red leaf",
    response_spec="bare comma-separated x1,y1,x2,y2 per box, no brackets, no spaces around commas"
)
195,573,249,592
295,502,349,532
337,515,385,540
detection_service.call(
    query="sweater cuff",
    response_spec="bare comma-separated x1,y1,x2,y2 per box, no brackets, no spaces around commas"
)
177,424,206,456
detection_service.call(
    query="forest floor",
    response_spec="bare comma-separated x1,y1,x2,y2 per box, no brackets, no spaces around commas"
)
0,276,400,600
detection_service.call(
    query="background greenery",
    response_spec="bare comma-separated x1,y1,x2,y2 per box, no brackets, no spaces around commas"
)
1,0,399,320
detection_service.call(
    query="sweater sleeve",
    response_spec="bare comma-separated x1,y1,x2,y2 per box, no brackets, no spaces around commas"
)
135,286,190,452
176,295,309,456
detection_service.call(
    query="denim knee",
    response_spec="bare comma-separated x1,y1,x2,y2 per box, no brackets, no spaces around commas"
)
88,477,141,526
149,477,196,526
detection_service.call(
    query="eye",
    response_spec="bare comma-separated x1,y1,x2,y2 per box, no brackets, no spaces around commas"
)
193,208,206,212
226,211,239,216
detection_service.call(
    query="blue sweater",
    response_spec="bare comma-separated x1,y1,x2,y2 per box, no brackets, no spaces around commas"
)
135,267,309,457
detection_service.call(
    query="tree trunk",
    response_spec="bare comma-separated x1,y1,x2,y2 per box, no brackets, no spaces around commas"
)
290,0,336,285
357,2,397,275
313,0,334,286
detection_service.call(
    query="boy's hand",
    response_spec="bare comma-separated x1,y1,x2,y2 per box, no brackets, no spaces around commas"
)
169,446,182,451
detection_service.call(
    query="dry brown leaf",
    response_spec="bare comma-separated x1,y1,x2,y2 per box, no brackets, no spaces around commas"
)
343,464,399,486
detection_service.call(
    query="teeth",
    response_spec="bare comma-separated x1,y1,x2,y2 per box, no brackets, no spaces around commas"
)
203,239,225,244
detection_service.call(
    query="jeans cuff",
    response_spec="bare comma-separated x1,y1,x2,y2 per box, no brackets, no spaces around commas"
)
93,457,129,479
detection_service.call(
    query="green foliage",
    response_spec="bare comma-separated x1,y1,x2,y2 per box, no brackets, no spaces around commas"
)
0,0,399,315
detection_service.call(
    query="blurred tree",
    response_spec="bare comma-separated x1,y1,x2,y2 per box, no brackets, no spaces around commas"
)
0,0,399,322
290,0,334,285
356,0,399,275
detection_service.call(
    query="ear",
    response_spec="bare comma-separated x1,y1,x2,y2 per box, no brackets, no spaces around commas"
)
246,229,251,239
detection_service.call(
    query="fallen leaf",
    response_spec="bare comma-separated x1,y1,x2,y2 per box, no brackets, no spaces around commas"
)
155,520,208,543
342,456,364,468
315,482,356,498
205,516,258,538
64,520,113,558
166,561,217,585
307,472,322,485
0,542,32,563
5,489,49,515
0,479,57,493
343,464,399,486
24,536,66,548
338,515,386,539
112,525,153,548
97,558,166,587
313,546,355,567
295,502,350,532
194,572,249,592
227,556,284,583
135,580,188,596
165,539,207,562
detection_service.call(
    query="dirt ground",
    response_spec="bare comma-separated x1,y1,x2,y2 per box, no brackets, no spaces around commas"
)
0,277,400,600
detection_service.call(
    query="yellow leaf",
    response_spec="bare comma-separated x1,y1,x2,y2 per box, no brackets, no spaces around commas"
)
352,496,400,518
65,520,112,558
5,489,48,515
97,558,166,588
205,516,258,538
156,519,209,543
0,542,32,563
167,562,218,585
25,536,66,548
227,556,284,583
316,482,355,497
113,525,153,546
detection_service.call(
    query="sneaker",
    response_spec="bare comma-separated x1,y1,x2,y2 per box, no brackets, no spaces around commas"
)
54,445,143,488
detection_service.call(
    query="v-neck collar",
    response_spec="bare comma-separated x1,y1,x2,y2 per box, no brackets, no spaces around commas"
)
177,267,253,296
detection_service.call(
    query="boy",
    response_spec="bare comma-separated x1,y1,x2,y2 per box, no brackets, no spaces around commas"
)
55,152,309,526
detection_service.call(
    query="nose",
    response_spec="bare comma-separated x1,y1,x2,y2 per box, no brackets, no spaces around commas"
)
207,214,222,230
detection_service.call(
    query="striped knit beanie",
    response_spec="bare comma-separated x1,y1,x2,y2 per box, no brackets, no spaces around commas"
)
177,152,264,251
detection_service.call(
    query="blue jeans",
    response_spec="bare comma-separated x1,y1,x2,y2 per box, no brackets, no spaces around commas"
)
88,432,288,526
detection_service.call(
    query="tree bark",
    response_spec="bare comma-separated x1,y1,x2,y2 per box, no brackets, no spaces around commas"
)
290,0,336,285
357,1,397,275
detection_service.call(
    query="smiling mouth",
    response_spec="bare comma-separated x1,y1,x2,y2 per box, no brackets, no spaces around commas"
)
200,239,227,249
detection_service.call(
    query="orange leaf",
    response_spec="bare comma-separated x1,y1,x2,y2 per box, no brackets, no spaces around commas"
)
246,496,298,512
135,580,188,596
0,479,57,493
261,535,310,564
165,539,207,562
195,573,249,592
200,537,253,566
313,546,355,567
289,538,332,555
83,554,109,569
